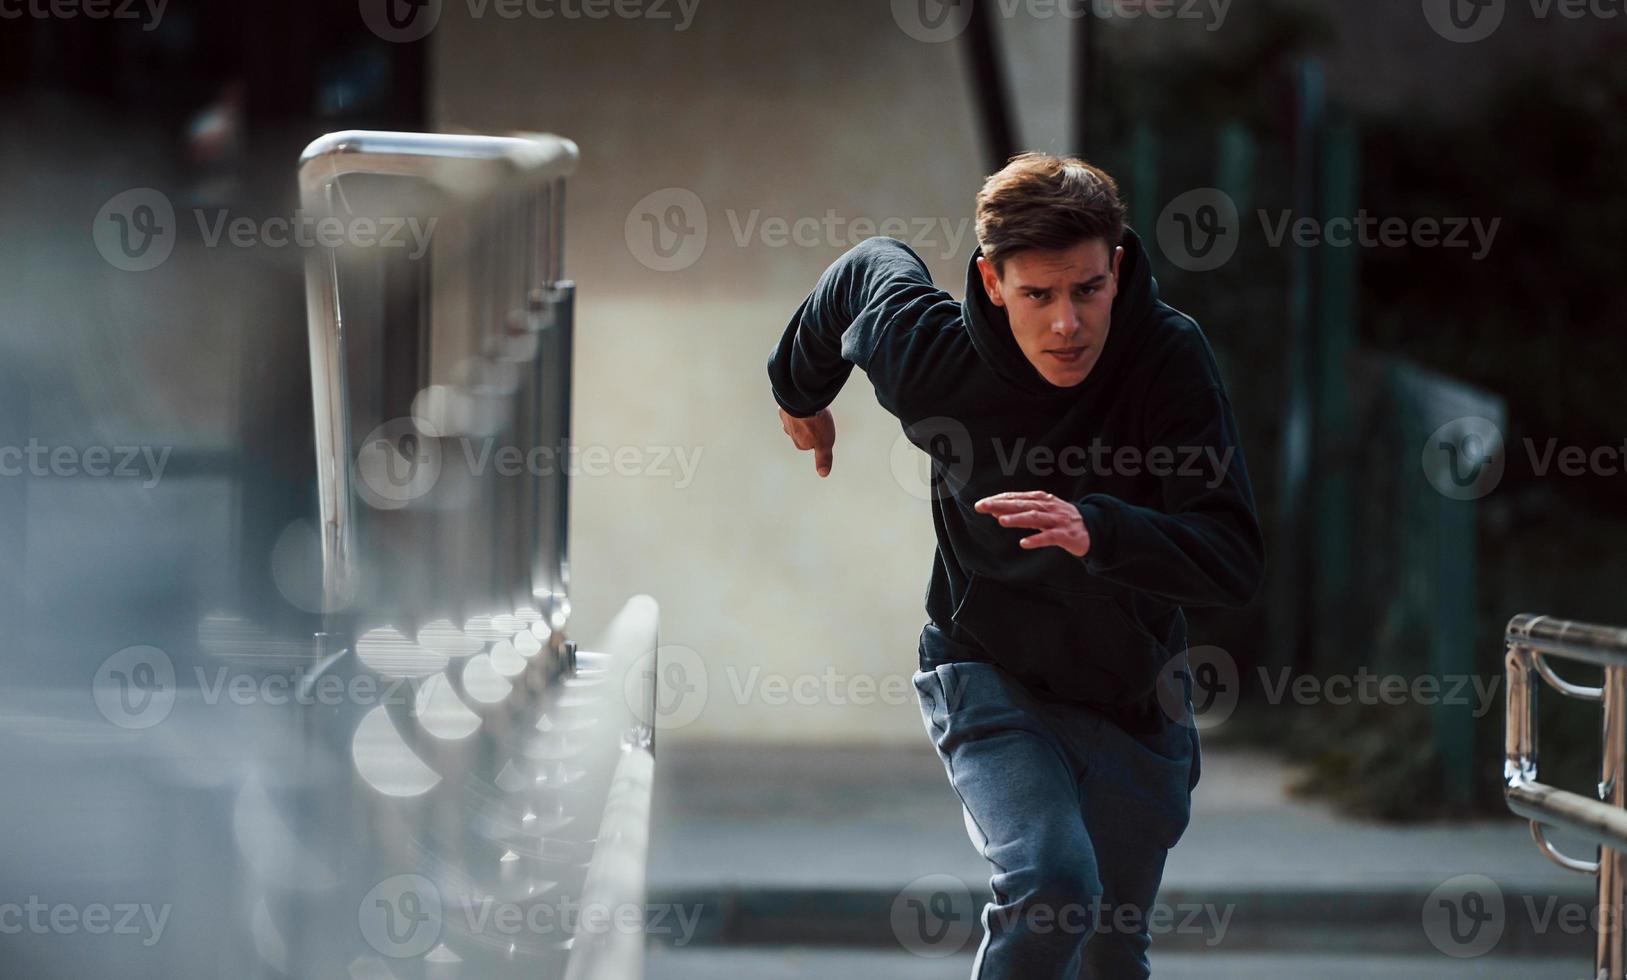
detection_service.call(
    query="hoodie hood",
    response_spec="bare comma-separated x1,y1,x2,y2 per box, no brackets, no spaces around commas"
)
961,227,1161,401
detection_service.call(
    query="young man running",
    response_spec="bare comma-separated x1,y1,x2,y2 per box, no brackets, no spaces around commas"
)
767,154,1265,978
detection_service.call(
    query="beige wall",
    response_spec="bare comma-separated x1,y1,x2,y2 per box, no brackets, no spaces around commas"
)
434,0,992,743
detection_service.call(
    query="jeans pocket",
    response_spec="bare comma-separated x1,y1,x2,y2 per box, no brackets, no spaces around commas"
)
912,668,942,739
927,660,1036,753
1088,715,1194,851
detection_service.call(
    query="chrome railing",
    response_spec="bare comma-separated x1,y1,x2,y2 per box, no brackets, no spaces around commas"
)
260,129,662,979
299,129,578,651
1505,613,1627,979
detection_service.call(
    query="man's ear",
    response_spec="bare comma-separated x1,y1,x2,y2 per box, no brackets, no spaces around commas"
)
1111,245,1124,281
976,255,1005,308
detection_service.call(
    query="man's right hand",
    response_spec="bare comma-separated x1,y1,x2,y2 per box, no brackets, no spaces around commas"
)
778,407,836,478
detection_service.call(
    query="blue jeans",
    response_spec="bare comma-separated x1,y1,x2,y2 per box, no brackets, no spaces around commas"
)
913,647,1200,979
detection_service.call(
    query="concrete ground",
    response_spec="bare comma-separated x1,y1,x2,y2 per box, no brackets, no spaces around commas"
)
649,740,1588,895
646,739,1599,968
648,945,1593,980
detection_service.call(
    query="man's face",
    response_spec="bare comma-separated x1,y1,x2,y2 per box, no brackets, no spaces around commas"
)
977,239,1124,388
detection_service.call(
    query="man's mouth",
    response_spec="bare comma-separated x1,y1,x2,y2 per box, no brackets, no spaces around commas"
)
1045,346,1088,364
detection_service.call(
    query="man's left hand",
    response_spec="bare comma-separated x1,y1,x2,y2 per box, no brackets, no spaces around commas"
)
974,491,1092,557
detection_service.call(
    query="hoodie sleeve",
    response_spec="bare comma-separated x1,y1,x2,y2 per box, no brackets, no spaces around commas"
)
767,237,954,418
1073,377,1266,609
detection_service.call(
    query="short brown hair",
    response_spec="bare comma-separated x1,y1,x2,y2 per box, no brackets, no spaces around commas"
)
975,153,1127,272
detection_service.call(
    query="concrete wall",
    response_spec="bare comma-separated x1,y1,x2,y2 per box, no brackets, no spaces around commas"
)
434,0,994,743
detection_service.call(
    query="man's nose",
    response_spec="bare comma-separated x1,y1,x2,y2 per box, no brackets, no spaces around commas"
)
1051,305,1082,335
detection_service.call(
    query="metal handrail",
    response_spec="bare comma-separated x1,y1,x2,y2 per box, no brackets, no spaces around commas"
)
284,130,658,979
300,130,579,189
298,129,578,641
1505,612,1627,978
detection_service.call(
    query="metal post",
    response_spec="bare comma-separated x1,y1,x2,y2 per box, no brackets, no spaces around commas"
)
1505,642,1535,791
1071,3,1092,156
1269,58,1323,675
962,0,1017,170
1601,662,1627,978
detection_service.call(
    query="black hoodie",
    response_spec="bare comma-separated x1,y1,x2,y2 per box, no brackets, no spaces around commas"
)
767,231,1265,731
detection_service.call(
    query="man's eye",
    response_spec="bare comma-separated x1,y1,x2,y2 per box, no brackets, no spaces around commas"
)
1027,291,1049,301
1075,287,1097,298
